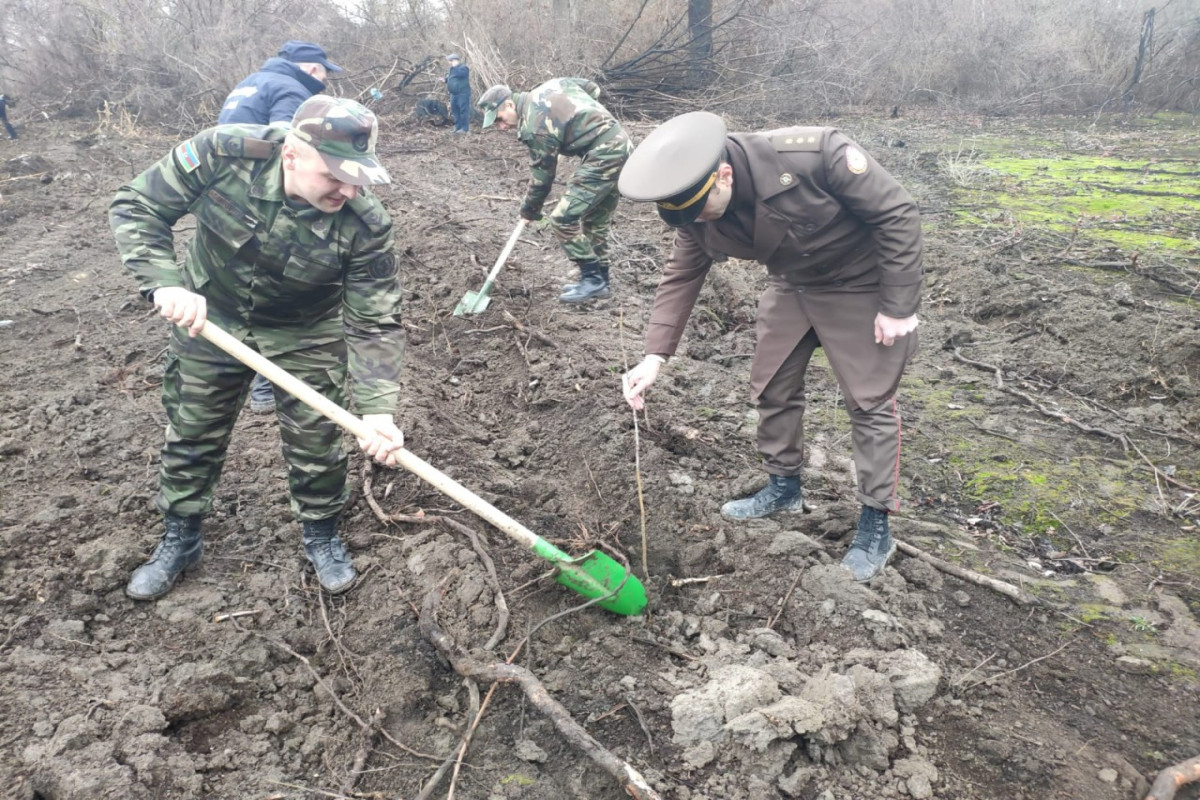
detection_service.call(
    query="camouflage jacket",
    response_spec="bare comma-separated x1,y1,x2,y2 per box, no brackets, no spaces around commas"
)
109,124,405,415
512,78,628,218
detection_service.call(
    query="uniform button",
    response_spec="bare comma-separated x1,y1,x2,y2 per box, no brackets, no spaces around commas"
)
800,253,810,258
795,286,805,293
805,224,816,231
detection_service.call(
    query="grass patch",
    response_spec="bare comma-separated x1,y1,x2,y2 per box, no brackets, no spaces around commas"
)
939,117,1200,254
1160,536,1200,574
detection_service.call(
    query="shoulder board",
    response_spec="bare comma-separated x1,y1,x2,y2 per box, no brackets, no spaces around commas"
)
347,193,391,234
771,128,826,152
213,132,279,159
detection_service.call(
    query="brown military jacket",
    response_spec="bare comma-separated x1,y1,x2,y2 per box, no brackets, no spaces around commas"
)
643,126,923,407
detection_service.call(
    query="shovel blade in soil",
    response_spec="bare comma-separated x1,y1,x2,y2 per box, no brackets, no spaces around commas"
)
553,550,648,615
453,290,491,316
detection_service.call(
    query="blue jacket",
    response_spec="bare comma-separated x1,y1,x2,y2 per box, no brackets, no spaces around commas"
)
446,64,470,96
218,58,326,125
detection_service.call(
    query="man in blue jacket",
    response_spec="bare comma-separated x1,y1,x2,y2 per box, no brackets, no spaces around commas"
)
445,54,470,134
0,92,17,139
218,40,343,411
219,41,342,126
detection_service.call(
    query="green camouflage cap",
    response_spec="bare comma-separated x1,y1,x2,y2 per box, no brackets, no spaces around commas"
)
477,85,512,129
291,95,390,186
618,111,727,227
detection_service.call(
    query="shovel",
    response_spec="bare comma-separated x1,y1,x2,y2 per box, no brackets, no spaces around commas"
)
196,320,648,616
453,218,526,316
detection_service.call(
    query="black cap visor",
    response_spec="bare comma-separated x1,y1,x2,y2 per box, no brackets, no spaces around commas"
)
655,170,717,227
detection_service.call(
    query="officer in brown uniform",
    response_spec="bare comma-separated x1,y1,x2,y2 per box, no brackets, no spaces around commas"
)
619,112,922,582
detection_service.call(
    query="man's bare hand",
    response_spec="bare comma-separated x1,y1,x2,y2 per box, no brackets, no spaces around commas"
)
874,313,919,346
622,356,663,411
153,287,208,337
357,414,405,467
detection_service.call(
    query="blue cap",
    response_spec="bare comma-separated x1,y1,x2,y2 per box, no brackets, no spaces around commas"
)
278,40,343,72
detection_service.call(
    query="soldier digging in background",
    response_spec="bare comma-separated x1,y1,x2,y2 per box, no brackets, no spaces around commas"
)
218,40,345,414
619,112,922,583
109,96,406,600
0,91,18,139
444,53,471,134
476,79,631,303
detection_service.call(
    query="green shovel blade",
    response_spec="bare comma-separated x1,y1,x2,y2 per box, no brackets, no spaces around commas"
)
453,289,491,316
552,550,648,616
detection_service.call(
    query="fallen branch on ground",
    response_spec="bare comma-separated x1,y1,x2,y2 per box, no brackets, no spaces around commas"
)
895,539,1041,606
502,310,559,348
0,172,49,183
419,584,664,800
362,462,509,650
1146,755,1200,800
343,707,386,796
768,568,804,629
951,348,1130,450
228,618,442,797
954,640,1072,693
1142,758,1200,800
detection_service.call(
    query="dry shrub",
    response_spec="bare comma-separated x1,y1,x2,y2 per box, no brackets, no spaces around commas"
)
0,0,1196,125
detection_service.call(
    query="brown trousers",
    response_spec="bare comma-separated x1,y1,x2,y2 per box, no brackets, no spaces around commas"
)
754,328,902,512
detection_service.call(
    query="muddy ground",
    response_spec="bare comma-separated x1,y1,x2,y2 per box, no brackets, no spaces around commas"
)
1,107,1198,800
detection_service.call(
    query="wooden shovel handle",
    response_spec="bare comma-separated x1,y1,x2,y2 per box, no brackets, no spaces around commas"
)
479,218,527,290
198,320,544,552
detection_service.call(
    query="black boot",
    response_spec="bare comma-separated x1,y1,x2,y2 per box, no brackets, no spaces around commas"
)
126,514,204,600
303,516,357,594
841,505,896,582
720,475,803,520
559,262,610,303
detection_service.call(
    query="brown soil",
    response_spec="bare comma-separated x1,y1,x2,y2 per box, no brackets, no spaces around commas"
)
1,110,1198,800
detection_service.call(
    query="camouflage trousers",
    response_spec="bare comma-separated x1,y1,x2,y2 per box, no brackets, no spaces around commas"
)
549,140,631,266
155,327,349,522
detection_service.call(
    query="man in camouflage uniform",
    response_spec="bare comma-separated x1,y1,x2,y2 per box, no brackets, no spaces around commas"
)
477,79,631,303
110,95,405,600
219,40,344,413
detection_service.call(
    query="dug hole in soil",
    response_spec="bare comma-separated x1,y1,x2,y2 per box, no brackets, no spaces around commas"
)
1,109,1198,800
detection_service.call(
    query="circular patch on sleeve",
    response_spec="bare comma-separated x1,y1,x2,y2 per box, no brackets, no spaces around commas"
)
368,252,397,279
846,147,869,175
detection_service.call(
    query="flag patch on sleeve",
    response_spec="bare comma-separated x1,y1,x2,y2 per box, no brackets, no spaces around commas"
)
174,141,202,173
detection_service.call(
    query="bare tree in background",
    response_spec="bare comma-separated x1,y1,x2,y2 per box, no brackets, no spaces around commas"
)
1,0,1197,123
688,0,714,87
1123,6,1157,109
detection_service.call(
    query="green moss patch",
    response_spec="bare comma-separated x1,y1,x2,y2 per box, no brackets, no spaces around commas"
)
940,117,1200,254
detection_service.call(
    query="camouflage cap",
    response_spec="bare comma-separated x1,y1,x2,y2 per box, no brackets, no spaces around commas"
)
618,111,727,227
290,95,390,186
477,85,513,129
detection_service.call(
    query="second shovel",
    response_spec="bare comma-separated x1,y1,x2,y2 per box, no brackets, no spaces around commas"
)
454,218,526,316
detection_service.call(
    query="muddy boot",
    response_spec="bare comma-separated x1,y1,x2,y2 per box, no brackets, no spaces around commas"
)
249,374,275,414
841,505,896,582
559,262,610,304
126,514,204,600
720,474,803,520
303,517,356,594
